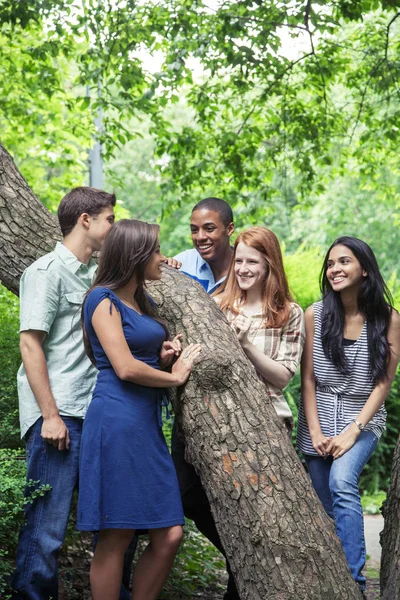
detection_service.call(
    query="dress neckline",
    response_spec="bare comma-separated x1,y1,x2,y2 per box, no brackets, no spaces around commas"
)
103,288,144,316
120,300,143,316
115,294,144,317
343,320,366,346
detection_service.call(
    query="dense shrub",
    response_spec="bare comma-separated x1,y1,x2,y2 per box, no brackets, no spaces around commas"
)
0,286,21,450
0,449,51,597
0,287,25,594
284,245,322,309
0,449,26,596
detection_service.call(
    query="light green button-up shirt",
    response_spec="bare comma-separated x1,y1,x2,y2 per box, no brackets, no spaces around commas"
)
17,242,98,438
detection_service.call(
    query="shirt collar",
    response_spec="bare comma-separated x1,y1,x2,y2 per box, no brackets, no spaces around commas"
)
196,252,231,293
196,246,234,275
236,298,263,317
54,242,97,275
197,253,211,272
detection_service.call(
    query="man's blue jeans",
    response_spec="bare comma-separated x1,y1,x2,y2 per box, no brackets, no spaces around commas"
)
304,430,378,592
12,416,82,600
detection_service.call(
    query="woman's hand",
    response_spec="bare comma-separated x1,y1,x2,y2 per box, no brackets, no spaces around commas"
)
325,424,360,460
234,314,251,347
160,334,183,368
310,431,332,457
171,343,202,385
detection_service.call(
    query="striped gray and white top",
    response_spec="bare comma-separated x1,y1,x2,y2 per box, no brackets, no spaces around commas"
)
297,301,386,456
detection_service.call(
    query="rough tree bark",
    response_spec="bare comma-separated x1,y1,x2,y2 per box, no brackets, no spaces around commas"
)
0,140,362,599
0,143,61,295
381,435,400,599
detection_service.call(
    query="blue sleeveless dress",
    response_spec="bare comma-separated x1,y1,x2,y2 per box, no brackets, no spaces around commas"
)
77,287,184,531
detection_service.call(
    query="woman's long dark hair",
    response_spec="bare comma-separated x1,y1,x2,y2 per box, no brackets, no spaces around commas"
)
320,236,393,382
82,219,168,364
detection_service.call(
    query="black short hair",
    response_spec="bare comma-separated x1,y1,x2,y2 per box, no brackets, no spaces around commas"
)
57,187,116,237
192,197,234,227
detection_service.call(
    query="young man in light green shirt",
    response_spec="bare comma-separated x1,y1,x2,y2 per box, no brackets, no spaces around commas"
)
12,187,116,600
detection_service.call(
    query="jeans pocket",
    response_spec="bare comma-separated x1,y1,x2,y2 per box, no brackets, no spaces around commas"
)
25,426,35,460
25,418,47,462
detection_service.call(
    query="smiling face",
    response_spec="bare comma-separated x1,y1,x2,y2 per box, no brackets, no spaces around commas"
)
326,244,367,293
143,241,165,281
190,209,234,264
234,242,268,293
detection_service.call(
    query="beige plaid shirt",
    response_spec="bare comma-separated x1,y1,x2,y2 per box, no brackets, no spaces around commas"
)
224,302,305,421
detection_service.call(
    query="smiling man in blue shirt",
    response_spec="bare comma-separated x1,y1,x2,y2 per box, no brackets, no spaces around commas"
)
174,197,235,294
172,197,240,600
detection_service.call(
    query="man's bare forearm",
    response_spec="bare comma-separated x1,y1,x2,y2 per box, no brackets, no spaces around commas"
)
20,331,70,449
20,331,59,418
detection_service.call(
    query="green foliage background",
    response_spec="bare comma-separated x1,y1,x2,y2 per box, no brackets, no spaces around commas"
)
2,0,400,595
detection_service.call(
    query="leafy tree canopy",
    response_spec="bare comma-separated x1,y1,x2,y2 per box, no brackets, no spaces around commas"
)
1,0,400,234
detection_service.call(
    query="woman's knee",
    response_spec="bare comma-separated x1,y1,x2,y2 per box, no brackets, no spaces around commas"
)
329,466,358,497
97,529,134,553
163,525,183,552
171,525,184,546
151,526,183,557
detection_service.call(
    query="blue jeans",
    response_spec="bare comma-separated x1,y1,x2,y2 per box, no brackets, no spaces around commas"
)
304,430,378,592
12,416,82,600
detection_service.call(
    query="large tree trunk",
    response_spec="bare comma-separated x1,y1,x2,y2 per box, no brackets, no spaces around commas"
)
0,140,362,599
381,435,400,600
0,143,61,295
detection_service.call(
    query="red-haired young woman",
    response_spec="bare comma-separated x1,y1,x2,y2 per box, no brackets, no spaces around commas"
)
214,226,305,429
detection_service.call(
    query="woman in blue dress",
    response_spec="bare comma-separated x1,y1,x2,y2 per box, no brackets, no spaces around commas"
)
78,219,202,600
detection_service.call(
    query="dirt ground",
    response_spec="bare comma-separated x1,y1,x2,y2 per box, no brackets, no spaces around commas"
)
363,578,382,600
160,578,380,599
59,554,381,600
57,530,382,599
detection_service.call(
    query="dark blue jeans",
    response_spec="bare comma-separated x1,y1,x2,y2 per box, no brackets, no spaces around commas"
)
304,430,378,592
12,416,82,600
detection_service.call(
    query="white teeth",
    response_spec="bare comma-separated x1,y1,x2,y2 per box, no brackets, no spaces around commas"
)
198,245,212,250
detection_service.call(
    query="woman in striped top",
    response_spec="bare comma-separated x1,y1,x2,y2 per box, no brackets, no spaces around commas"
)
297,236,400,594
214,227,305,430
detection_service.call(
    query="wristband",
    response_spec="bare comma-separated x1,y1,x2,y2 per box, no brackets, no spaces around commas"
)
353,419,365,431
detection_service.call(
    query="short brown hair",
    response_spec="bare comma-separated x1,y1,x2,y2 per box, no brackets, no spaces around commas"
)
57,187,116,237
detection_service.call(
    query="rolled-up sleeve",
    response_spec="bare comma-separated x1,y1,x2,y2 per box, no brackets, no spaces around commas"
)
275,304,306,375
19,268,60,333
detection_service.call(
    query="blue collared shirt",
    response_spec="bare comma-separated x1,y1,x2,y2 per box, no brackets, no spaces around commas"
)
174,248,226,294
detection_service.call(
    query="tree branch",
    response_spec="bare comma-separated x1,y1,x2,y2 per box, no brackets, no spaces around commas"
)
236,51,314,137
385,11,400,61
304,0,312,29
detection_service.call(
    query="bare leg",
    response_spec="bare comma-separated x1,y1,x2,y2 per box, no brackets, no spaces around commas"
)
131,525,183,600
91,529,134,600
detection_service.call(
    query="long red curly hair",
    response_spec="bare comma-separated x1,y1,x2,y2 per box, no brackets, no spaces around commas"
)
215,227,293,328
